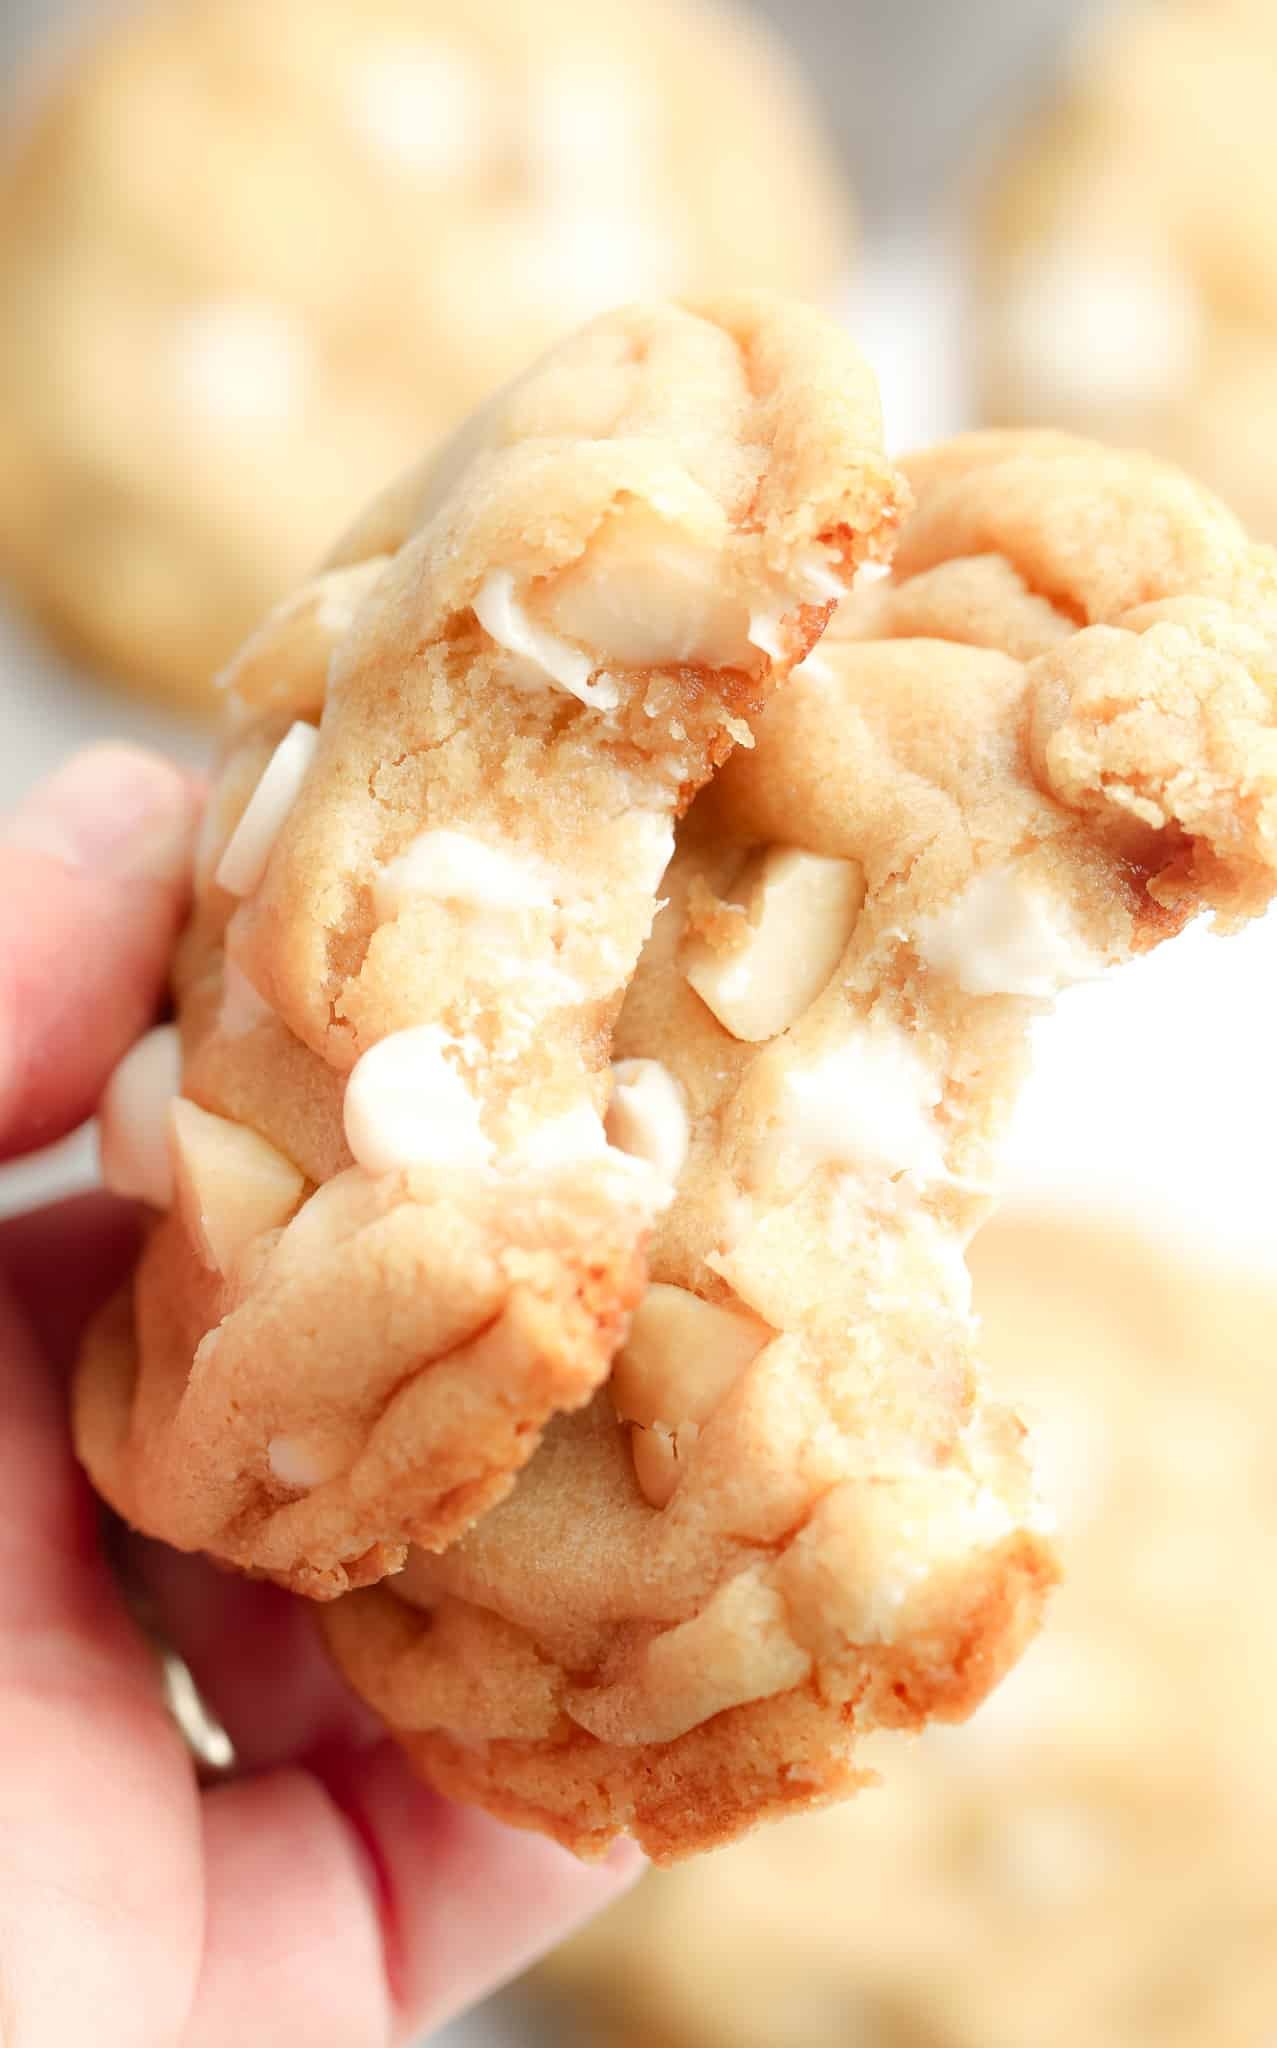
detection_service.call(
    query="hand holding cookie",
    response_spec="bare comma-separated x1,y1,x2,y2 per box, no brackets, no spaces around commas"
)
0,747,642,2047
64,300,1277,1866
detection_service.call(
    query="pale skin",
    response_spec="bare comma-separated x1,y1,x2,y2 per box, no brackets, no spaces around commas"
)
0,745,640,2047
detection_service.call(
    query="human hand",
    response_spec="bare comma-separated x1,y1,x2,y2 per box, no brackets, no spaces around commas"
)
0,747,640,2046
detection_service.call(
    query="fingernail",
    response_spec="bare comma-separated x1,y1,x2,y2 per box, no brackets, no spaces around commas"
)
5,745,197,884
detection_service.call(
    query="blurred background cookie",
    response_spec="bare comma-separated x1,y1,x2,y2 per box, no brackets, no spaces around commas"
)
0,0,851,710
975,0,1277,541
541,1208,1277,2048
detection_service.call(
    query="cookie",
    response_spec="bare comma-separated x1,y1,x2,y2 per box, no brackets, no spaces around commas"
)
0,0,852,709
975,1,1277,541
74,292,906,1598
321,429,1277,1859
546,1210,1277,2048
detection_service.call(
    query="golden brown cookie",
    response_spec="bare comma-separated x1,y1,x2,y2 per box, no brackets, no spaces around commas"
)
975,2,1277,541
545,1209,1277,2048
321,429,1277,1859
0,0,852,708
74,293,906,1597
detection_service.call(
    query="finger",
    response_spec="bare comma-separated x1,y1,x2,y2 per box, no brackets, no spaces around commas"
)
0,1191,143,1374
186,1770,391,2048
0,1280,205,2046
0,745,198,1160
124,1537,378,1771
186,1743,643,2048
316,1741,644,2042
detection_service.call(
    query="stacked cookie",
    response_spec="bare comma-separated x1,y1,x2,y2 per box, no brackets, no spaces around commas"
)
78,298,1277,1860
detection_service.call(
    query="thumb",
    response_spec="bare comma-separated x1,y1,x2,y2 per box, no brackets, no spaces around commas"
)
0,745,199,1161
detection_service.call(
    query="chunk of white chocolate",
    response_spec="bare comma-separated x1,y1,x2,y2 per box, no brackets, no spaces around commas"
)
1000,248,1203,417
347,41,483,179
513,1103,608,1170
612,1282,768,1430
801,1472,1019,1647
791,541,848,602
542,510,753,671
267,1432,349,1491
746,611,785,660
683,847,865,1042
774,1020,947,1187
343,1025,492,1173
605,1059,689,1189
374,829,555,918
99,1024,182,1208
311,556,393,639
217,961,273,1036
170,1098,305,1274
917,866,1104,997
214,721,319,897
174,299,312,431
474,570,617,711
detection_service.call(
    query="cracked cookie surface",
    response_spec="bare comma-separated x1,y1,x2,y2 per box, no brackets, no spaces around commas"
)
74,293,905,1597
0,0,851,705
324,429,1277,1859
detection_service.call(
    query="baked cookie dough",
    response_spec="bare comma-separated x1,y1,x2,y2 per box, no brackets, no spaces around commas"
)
75,293,906,1598
976,1,1277,541
0,0,852,709
322,429,1277,1859
547,1210,1277,2048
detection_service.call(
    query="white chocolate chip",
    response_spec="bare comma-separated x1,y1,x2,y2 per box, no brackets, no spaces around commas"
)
347,41,483,178
542,510,752,671
1000,248,1203,416
917,866,1104,998
99,1025,182,1208
794,1473,1018,1648
791,542,848,602
746,611,785,660
217,962,273,1036
214,722,318,898
502,207,679,324
174,299,312,430
311,556,391,638
613,810,676,899
170,1099,305,1275
192,770,240,890
267,1433,349,1491
528,60,648,204
374,829,555,919
612,1283,768,1431
513,1102,608,1170
683,847,865,1042
343,1025,492,1173
774,1020,946,1187
606,1060,689,1189
474,570,617,711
